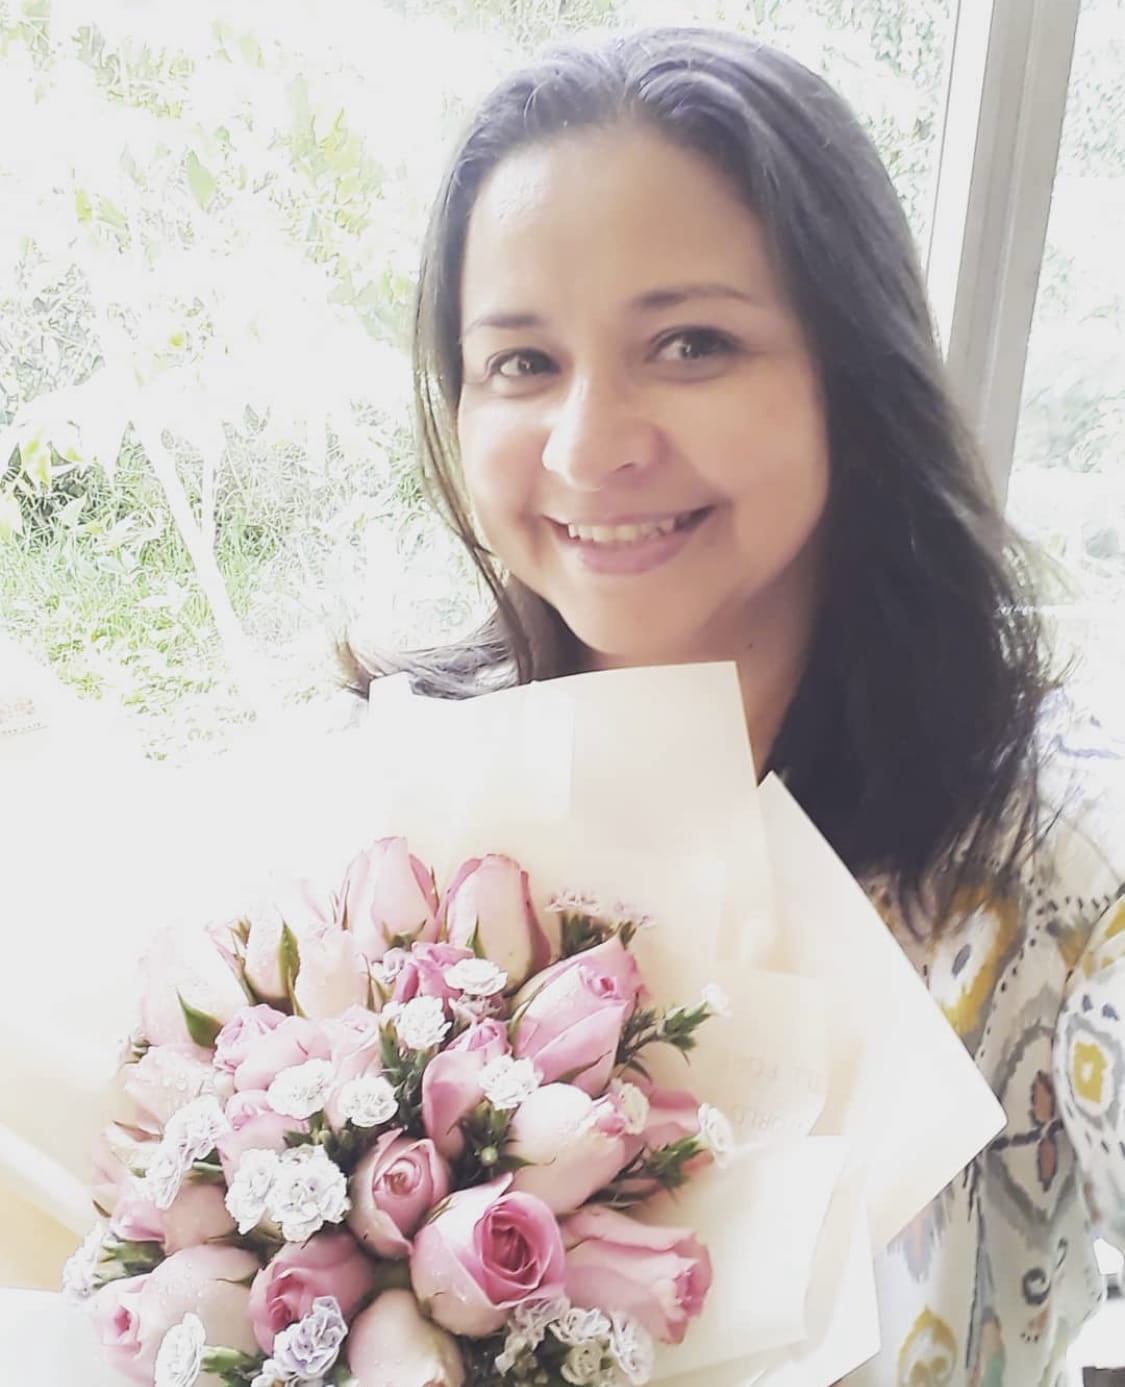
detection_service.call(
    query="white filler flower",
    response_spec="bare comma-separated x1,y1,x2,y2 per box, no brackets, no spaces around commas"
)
62,1221,108,1301
608,1079,650,1135
268,1059,336,1120
698,1104,735,1167
609,1313,655,1386
701,983,732,1018
444,957,508,997
272,1296,347,1380
269,1146,349,1243
480,1055,541,1111
394,995,450,1052
154,1313,206,1387
337,1074,398,1128
225,1147,282,1234
144,1094,230,1210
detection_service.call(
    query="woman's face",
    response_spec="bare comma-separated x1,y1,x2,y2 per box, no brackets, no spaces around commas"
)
456,124,830,669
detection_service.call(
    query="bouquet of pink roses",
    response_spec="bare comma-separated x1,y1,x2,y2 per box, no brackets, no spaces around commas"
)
66,837,725,1387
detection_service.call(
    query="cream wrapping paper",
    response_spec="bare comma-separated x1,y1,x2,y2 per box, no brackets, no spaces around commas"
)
0,662,1004,1387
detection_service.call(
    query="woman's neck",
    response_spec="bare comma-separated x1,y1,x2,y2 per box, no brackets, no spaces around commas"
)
577,547,822,775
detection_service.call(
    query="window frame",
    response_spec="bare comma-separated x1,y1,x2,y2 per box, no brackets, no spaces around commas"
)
925,0,1082,505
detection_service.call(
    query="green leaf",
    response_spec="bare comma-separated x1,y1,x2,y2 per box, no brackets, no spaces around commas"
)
279,923,303,1013
74,187,93,223
200,1347,257,1375
185,150,215,210
96,197,127,232
177,992,223,1047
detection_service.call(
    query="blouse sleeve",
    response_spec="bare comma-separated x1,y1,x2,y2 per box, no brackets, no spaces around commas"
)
1051,750,1125,1248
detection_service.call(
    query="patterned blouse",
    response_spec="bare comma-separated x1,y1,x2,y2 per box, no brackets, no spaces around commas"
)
846,700,1125,1387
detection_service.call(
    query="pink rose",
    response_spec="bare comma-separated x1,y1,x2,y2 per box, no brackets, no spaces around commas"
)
324,1005,384,1063
110,1180,236,1252
347,1290,465,1387
293,928,370,1020
348,1130,451,1259
93,1246,259,1384
247,1230,377,1354
420,1020,510,1159
506,1084,632,1214
562,1206,712,1344
232,1015,331,1092
389,941,474,1006
139,925,247,1047
242,883,334,1003
632,1083,703,1152
216,1090,309,1178
512,938,643,1095
320,1007,387,1131
616,1083,710,1197
120,1045,218,1135
337,837,440,963
441,855,549,988
214,1005,288,1075
410,1176,565,1337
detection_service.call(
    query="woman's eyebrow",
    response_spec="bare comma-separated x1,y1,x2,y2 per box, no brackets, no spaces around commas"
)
462,310,545,337
630,282,766,312
462,282,766,338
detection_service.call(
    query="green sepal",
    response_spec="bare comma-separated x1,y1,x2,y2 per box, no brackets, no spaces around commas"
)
280,922,304,1015
201,1346,257,1378
177,993,223,1048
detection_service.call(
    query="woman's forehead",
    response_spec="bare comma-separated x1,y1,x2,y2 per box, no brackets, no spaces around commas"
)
460,127,781,319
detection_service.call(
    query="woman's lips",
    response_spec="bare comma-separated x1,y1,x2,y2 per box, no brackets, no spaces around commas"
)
550,507,712,576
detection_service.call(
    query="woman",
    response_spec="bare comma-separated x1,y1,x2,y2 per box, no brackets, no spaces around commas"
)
345,27,1125,1386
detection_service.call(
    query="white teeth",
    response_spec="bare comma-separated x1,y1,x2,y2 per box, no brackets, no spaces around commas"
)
566,517,680,544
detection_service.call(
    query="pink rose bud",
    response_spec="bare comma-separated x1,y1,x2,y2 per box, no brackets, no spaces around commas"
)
293,928,370,1021
324,1005,385,1063
337,837,440,964
347,1289,465,1387
247,1230,377,1354
410,1176,565,1337
139,925,247,1047
216,1090,309,1179
441,855,550,988
562,1206,712,1345
389,941,474,1006
616,1083,711,1197
320,1008,387,1131
237,880,337,1002
232,1015,331,1092
506,1084,632,1214
419,1020,510,1159
92,1126,150,1215
633,1083,704,1152
242,895,331,1004
348,1130,451,1259
512,937,643,1095
214,1005,288,1075
119,1044,218,1135
93,1245,259,1383
110,1180,236,1253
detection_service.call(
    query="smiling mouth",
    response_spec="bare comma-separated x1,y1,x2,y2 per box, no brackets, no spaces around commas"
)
558,508,712,546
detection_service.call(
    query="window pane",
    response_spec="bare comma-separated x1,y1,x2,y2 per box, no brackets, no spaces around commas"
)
1009,0,1125,727
0,1,952,760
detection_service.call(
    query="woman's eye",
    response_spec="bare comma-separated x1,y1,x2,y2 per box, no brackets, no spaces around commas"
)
653,328,737,363
490,349,554,380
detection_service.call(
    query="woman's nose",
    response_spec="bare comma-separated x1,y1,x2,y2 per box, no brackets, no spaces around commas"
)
540,380,662,489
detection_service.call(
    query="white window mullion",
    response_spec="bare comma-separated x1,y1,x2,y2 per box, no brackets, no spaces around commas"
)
925,0,1080,505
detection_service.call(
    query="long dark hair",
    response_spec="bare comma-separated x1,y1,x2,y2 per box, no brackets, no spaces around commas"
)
346,27,1053,910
